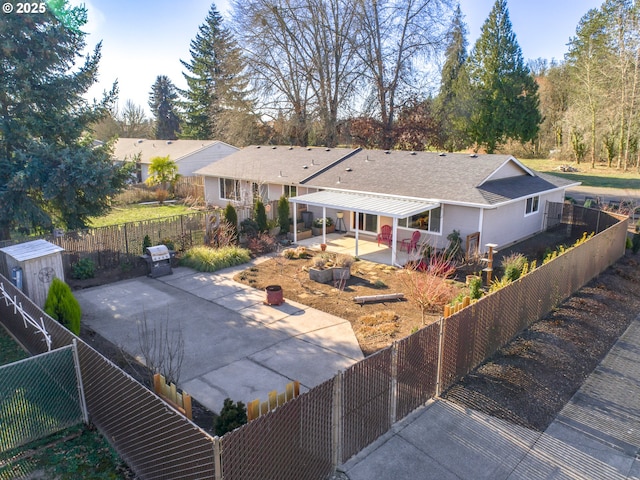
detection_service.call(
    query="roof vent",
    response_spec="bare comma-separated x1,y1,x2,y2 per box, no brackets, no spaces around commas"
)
410,151,416,155
336,176,341,184
439,152,446,156
272,146,277,149
288,146,293,150
345,167,352,172
469,153,478,158
325,148,330,151
166,141,172,145
278,170,283,177
365,155,371,162
137,139,144,143
256,145,261,149
384,150,390,154
307,147,312,151
302,165,308,169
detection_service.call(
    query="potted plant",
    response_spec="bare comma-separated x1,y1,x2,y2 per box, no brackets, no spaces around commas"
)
332,254,353,281
312,217,334,236
308,255,334,283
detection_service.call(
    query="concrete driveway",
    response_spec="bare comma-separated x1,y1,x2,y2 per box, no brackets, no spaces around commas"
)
75,264,363,414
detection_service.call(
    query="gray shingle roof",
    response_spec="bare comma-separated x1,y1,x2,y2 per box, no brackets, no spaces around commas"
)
302,150,577,205
195,145,361,184
113,138,236,164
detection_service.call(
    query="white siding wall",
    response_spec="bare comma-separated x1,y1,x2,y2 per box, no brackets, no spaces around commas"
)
481,190,565,249
175,143,238,177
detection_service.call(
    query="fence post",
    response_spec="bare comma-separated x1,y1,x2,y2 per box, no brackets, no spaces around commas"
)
213,435,222,480
435,318,445,397
390,342,398,424
332,370,343,470
72,339,89,424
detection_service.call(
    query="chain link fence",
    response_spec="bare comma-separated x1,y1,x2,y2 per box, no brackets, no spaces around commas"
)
0,345,85,452
0,205,628,479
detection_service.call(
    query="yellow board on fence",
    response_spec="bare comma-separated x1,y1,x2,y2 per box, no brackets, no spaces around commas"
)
153,373,192,420
248,380,301,421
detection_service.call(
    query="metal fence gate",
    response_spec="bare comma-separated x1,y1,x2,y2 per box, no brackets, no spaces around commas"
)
0,344,86,452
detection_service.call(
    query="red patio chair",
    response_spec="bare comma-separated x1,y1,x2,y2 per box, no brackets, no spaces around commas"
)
401,230,421,253
377,224,393,247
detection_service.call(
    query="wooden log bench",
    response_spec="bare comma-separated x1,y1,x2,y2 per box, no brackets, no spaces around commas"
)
353,293,405,304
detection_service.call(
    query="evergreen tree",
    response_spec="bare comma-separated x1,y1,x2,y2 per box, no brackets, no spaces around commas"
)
149,75,182,140
466,0,541,153
436,5,472,152
181,3,255,144
0,1,131,239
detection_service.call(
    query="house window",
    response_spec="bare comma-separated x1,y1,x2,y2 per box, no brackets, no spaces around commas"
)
284,185,297,198
219,178,240,201
525,196,540,215
399,207,441,233
252,182,268,202
353,212,378,233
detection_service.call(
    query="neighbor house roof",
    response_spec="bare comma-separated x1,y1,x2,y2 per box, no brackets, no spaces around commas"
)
195,145,361,184
113,138,236,164
300,150,578,206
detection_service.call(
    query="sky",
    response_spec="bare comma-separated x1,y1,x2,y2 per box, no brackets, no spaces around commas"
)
79,0,605,115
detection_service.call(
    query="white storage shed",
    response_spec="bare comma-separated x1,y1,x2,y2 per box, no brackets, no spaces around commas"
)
0,240,65,308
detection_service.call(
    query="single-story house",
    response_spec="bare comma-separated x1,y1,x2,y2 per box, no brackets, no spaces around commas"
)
195,146,579,264
113,138,239,182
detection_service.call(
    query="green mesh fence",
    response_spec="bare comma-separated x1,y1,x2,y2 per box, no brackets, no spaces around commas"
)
0,346,84,452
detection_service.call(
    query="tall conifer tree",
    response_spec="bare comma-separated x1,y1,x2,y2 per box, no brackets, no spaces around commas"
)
181,3,254,143
149,75,182,140
466,0,541,153
0,1,131,239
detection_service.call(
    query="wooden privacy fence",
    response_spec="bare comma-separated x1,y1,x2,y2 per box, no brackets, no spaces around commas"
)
0,205,628,480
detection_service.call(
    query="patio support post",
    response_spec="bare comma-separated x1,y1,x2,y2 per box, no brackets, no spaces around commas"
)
478,208,484,253
293,202,298,243
322,206,327,244
355,211,359,257
391,218,398,265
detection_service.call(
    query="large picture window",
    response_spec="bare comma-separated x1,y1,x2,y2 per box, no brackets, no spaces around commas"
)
525,196,539,215
399,207,441,233
219,178,240,201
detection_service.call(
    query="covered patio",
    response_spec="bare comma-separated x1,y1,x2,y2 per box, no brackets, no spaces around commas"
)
289,190,439,266
294,232,422,266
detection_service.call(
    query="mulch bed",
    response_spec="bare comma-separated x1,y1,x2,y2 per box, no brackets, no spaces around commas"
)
443,253,640,431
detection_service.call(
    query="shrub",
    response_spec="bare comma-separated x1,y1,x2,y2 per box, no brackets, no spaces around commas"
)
277,195,290,234
180,246,251,272
469,275,483,300
501,253,527,282
44,278,81,335
247,233,277,255
215,398,247,436
160,238,175,251
626,236,633,249
142,234,152,254
373,279,387,289
254,200,268,233
223,203,238,239
312,256,327,269
155,188,169,204
633,233,640,254
313,217,333,228
240,218,259,238
445,230,462,260
282,248,297,259
334,254,354,268
71,258,95,280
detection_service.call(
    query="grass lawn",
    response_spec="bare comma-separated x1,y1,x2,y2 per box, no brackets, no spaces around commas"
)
89,203,194,228
0,328,130,479
521,158,640,190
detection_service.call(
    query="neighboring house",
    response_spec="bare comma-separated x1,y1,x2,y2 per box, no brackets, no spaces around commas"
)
196,146,579,264
113,138,239,182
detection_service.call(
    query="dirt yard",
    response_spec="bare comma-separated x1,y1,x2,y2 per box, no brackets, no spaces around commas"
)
233,251,468,355
444,252,640,431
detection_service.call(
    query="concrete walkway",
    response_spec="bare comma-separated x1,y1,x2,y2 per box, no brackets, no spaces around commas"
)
343,316,640,479
75,261,363,414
